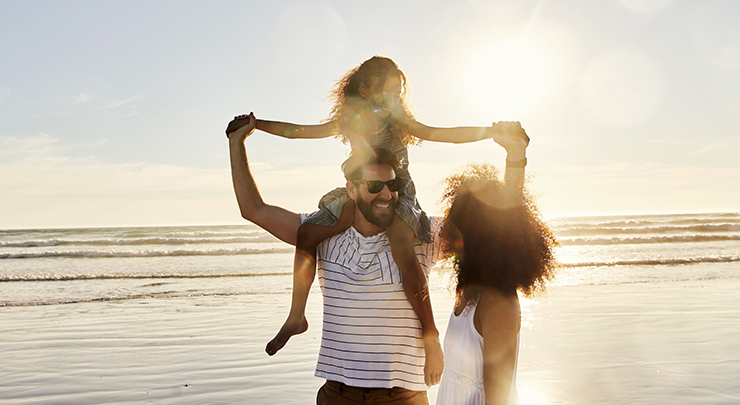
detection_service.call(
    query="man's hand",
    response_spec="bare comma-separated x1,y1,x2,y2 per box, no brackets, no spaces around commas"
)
423,336,444,386
226,113,256,140
492,121,529,160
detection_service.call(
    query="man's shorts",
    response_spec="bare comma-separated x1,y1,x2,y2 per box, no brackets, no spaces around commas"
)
317,380,429,405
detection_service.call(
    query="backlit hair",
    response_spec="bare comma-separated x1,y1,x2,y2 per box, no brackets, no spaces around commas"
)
438,163,558,298
342,147,402,181
327,56,420,147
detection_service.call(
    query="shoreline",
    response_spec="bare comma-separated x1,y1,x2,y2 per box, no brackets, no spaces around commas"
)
2,277,739,404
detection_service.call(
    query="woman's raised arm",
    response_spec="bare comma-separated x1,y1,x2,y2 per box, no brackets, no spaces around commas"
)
492,121,529,208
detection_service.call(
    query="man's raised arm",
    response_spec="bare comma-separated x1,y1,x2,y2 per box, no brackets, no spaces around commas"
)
227,112,302,245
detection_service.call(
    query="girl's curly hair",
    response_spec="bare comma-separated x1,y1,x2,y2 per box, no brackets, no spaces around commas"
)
438,163,558,298
327,56,421,147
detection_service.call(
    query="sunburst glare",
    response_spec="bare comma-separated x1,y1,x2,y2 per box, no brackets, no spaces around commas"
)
517,383,547,405
467,44,548,117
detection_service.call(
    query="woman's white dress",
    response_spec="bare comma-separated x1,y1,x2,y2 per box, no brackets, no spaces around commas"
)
436,301,519,405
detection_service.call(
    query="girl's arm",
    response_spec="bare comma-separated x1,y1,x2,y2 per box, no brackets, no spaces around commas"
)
403,118,495,143
476,291,521,405
256,119,335,139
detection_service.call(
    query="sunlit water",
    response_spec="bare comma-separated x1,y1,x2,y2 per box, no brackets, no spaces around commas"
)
3,212,738,307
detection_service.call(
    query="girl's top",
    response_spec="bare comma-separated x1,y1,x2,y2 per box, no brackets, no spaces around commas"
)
303,120,432,242
436,301,520,405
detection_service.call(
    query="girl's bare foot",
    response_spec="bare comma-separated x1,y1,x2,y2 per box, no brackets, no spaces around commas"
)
265,316,309,356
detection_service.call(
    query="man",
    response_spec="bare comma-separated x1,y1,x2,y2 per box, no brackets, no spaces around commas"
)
227,114,442,404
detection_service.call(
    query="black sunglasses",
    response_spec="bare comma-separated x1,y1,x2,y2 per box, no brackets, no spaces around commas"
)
353,179,403,193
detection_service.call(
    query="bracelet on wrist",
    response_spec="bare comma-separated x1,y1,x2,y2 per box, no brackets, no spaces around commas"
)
506,157,527,168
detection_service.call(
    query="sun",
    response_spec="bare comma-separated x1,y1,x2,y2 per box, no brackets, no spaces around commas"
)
467,44,548,117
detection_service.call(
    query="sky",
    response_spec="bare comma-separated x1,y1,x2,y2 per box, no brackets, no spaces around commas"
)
1,0,739,229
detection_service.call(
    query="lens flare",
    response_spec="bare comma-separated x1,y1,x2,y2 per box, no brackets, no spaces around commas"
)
468,44,547,116
517,383,547,405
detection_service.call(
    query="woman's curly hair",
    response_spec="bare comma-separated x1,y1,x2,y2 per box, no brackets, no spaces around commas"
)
327,56,421,147
438,163,558,298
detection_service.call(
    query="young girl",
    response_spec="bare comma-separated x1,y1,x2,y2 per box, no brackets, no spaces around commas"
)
228,56,499,377
435,123,558,404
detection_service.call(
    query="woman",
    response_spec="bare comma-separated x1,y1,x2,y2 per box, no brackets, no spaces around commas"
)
436,123,558,404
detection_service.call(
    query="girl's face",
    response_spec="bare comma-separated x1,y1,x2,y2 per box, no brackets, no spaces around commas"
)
368,74,402,117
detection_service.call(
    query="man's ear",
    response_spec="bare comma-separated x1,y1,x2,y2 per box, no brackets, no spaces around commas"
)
346,181,358,200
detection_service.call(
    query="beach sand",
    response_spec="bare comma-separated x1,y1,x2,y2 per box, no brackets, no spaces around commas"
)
2,276,739,404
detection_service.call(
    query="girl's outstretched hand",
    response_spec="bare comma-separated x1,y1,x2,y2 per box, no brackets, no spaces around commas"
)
492,121,529,158
226,112,256,141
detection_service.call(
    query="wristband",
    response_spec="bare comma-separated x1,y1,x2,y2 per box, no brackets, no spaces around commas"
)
506,158,527,168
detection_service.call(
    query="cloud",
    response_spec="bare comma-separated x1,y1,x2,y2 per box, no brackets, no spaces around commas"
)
691,143,727,155
0,133,340,229
74,94,92,104
0,140,235,228
0,133,107,162
0,133,59,160
0,87,9,99
94,96,142,111
0,134,222,197
617,0,676,13
530,162,740,216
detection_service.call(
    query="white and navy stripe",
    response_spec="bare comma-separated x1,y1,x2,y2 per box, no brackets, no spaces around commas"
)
313,219,442,391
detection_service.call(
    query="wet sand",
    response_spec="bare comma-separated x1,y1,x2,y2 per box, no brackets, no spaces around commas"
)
2,276,739,404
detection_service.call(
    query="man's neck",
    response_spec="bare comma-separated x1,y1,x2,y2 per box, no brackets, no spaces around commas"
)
352,210,385,237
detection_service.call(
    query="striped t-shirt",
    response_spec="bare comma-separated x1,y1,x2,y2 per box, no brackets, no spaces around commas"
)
313,220,441,391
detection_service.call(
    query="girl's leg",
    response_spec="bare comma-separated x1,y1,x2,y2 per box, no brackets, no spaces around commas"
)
386,215,444,386
265,200,356,355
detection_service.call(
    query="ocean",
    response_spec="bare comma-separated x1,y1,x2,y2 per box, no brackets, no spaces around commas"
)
2,212,739,307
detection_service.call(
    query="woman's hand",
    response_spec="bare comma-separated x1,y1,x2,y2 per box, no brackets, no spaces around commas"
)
492,121,529,160
226,112,257,142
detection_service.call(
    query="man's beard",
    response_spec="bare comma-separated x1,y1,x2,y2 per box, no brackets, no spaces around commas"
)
356,193,399,228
